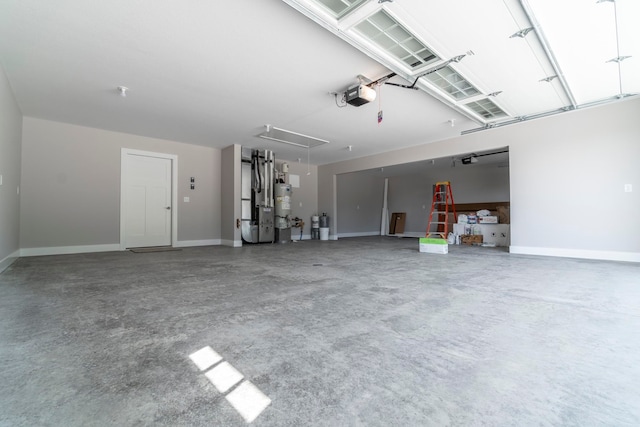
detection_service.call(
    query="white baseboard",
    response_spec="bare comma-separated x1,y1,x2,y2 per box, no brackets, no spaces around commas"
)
291,234,312,241
0,249,20,273
20,244,121,257
338,231,380,238
221,239,243,247
175,239,221,248
393,232,423,238
510,246,640,263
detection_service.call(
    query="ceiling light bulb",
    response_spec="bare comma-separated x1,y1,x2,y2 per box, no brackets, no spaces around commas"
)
117,86,128,97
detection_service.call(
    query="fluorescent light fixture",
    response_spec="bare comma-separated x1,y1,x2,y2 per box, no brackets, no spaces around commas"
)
259,125,329,148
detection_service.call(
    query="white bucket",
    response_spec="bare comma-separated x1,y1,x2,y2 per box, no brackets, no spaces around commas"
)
311,215,320,229
319,227,329,241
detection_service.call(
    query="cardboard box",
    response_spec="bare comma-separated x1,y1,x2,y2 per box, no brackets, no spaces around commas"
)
389,212,406,234
497,206,510,224
478,216,498,224
460,235,483,245
419,237,448,254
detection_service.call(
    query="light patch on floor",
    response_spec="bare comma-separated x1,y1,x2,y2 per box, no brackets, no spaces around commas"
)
189,346,222,371
205,361,244,393
226,380,272,423
189,346,271,423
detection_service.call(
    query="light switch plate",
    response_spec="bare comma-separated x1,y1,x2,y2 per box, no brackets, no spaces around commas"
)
0,174,3,185
624,184,632,193
184,197,190,202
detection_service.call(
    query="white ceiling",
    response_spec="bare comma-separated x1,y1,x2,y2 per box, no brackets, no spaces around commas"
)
0,0,637,165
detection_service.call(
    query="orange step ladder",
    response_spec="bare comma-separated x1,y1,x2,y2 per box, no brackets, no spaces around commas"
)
426,181,457,239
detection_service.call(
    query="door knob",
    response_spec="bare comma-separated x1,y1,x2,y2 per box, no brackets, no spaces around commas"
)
165,206,171,210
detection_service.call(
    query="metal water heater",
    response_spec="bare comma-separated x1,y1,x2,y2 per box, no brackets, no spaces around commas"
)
275,183,292,243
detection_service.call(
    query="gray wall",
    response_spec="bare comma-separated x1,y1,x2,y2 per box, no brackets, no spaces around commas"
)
319,98,640,261
221,144,241,246
388,164,510,234
0,65,22,270
20,117,221,250
336,172,384,236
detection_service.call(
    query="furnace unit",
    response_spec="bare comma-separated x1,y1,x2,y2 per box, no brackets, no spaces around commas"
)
241,148,275,243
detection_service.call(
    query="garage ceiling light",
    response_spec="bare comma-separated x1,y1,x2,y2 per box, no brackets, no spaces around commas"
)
258,125,329,149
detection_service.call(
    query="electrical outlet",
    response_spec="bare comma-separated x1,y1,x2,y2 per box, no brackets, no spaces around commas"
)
0,174,2,186
184,197,190,203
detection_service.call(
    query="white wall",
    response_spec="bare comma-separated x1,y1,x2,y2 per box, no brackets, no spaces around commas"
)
20,117,221,254
319,98,640,262
0,65,22,271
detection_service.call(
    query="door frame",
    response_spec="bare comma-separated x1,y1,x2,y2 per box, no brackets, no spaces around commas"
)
120,148,178,250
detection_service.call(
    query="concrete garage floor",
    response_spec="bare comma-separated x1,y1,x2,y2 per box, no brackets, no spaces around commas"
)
1,236,639,426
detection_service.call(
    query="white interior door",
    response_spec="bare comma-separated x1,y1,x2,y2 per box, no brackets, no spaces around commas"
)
123,153,173,248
